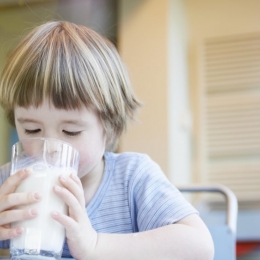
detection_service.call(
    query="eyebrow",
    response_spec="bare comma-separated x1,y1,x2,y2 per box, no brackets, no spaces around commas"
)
17,118,39,124
17,118,87,126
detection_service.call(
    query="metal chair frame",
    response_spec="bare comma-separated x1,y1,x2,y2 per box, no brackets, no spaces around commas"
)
177,184,238,260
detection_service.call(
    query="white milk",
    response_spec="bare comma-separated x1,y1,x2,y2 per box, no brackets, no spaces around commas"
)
11,163,76,254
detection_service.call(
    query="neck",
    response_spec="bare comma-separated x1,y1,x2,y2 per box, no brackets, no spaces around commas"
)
80,157,105,206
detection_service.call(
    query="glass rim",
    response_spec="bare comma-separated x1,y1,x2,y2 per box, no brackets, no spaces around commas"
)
13,137,80,156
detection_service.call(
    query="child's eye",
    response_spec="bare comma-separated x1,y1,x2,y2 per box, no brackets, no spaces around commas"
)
63,130,81,136
25,129,41,135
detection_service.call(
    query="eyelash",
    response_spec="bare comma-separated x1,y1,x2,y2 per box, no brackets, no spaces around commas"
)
62,130,81,136
24,129,81,137
25,129,40,135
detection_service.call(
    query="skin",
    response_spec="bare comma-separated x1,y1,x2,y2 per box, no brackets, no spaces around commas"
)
0,100,214,260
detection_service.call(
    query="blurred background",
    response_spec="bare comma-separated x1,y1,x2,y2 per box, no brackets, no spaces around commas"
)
0,0,260,259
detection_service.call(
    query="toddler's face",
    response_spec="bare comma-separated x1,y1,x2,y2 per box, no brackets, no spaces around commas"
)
14,99,107,180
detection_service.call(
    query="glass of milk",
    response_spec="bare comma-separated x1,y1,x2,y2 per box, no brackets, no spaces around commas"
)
10,137,80,260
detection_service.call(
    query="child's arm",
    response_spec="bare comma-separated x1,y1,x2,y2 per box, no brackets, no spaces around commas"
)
0,169,40,240
92,214,214,260
53,174,214,260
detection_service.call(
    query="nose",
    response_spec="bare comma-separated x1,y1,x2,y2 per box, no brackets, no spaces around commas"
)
43,139,63,166
44,139,62,154
42,131,61,143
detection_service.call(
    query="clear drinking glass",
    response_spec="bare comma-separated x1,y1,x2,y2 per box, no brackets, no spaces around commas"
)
10,138,80,260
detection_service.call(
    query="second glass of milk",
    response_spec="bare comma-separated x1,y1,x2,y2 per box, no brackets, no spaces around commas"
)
10,137,80,260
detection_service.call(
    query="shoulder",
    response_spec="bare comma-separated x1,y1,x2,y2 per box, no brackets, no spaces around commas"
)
104,152,160,174
105,151,157,166
104,152,167,185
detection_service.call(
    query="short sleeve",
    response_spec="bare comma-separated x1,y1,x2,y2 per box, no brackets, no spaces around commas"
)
0,164,11,248
0,240,10,249
129,155,197,232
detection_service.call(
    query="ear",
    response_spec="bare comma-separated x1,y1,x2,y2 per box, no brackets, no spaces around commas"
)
105,133,119,152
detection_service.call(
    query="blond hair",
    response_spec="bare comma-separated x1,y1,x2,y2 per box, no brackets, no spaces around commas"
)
0,21,141,151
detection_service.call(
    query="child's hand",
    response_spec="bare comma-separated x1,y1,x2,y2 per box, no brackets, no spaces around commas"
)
52,174,97,260
0,169,40,240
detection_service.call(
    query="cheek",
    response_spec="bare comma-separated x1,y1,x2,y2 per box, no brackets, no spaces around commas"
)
22,143,41,157
12,140,43,159
76,137,106,177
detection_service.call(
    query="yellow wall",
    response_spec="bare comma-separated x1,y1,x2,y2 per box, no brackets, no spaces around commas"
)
119,0,260,181
118,0,169,174
118,0,191,182
185,0,260,180
185,0,260,38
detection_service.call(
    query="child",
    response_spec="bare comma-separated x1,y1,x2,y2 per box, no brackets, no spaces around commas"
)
0,21,214,259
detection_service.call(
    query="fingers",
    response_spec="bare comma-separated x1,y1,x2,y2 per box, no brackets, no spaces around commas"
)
0,168,40,241
53,185,83,222
51,211,81,238
0,192,41,212
0,208,39,240
50,209,93,241
0,226,24,240
52,174,86,222
51,184,87,240
58,174,85,208
0,208,38,226
50,208,97,259
0,169,30,196
51,174,97,257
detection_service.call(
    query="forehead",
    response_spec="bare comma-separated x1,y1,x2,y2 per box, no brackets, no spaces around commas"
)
14,100,100,124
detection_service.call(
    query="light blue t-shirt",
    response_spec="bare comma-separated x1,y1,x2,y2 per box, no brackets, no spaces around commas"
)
0,152,197,258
